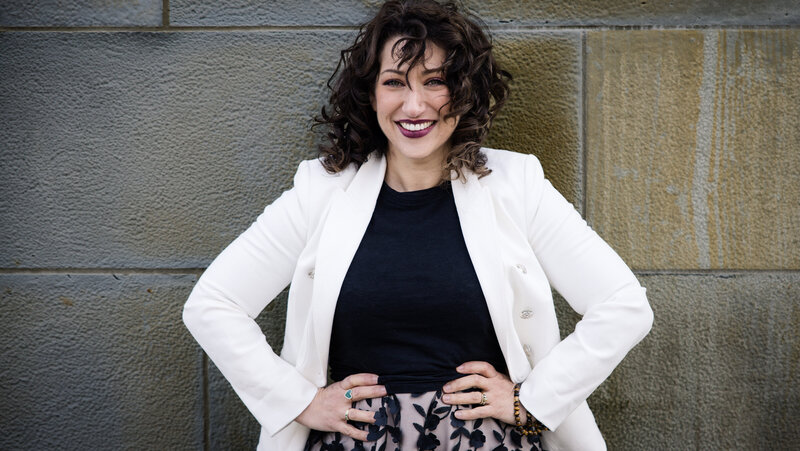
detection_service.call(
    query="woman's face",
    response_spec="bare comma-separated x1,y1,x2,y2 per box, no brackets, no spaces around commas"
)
372,37,458,167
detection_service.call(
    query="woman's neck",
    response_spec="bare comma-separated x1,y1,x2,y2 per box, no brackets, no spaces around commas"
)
384,149,446,192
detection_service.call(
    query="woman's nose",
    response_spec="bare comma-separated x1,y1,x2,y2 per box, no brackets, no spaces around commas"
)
402,88,425,117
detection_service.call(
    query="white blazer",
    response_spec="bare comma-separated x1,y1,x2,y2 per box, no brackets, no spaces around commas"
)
183,147,653,451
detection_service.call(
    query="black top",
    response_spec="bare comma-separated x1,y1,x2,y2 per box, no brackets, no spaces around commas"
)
328,181,507,394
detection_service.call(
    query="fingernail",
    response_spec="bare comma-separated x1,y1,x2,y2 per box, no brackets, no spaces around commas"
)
456,365,464,371
443,384,451,392
454,411,462,419
442,395,451,403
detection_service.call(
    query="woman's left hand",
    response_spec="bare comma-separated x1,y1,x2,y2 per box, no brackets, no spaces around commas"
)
441,361,523,425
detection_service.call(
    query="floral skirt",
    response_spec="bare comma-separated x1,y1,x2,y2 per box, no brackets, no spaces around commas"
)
304,389,545,451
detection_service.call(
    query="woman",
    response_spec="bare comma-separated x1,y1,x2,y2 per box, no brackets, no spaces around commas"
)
183,1,653,450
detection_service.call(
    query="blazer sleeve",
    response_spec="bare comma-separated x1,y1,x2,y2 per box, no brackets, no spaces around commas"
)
518,154,654,430
182,159,319,436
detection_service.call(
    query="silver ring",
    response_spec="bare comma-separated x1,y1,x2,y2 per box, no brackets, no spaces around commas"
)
479,392,487,406
344,389,353,400
344,408,351,422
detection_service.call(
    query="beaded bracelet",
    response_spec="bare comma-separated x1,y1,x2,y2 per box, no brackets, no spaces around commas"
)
513,383,549,436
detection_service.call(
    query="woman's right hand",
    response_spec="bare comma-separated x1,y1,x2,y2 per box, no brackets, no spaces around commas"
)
294,373,387,441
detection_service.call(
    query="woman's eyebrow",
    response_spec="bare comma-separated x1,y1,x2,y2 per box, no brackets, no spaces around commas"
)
380,67,444,76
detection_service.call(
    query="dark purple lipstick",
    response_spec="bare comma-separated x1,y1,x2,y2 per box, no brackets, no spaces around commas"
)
396,119,436,138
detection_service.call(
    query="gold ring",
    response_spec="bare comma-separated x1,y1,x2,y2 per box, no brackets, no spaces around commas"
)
344,408,351,422
479,392,487,406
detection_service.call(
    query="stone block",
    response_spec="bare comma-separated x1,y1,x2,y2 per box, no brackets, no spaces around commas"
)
588,272,800,449
170,0,379,26
0,0,162,27
207,360,262,450
586,30,800,270
552,289,581,341
486,31,583,207
207,291,288,450
0,273,203,450
463,0,800,26
0,30,354,269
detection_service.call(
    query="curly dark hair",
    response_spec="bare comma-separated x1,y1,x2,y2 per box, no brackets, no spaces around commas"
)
315,0,511,181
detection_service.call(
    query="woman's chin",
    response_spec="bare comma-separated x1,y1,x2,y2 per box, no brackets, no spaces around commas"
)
387,144,448,164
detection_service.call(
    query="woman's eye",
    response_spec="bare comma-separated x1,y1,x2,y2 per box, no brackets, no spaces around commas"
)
384,79,403,87
426,78,446,86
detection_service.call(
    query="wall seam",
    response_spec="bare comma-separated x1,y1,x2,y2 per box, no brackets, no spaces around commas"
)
580,29,588,218
163,0,169,27
202,353,210,451
0,25,362,32
634,269,800,276
1,24,797,33
0,268,205,275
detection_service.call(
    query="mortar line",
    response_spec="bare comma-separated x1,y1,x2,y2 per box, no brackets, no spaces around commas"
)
580,29,588,219
202,352,210,451
0,268,205,275
0,25,361,32
0,24,795,33
633,269,800,276
163,0,169,27
483,24,797,31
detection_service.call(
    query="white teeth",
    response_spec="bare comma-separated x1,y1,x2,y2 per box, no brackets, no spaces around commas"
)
399,121,433,131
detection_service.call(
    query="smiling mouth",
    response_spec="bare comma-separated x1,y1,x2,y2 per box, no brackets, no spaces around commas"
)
395,120,436,138
397,120,435,131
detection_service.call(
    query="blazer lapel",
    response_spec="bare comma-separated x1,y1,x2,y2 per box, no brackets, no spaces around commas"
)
309,153,386,375
451,172,521,377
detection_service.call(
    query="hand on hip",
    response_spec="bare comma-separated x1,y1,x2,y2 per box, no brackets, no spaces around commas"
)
294,373,387,442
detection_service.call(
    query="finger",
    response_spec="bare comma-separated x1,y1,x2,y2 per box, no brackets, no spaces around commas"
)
341,373,380,389
443,374,484,393
441,391,484,406
454,405,493,421
348,384,387,401
456,361,498,378
339,423,370,442
345,408,377,425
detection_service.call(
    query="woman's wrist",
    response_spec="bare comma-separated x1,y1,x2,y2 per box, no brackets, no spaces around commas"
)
512,383,548,436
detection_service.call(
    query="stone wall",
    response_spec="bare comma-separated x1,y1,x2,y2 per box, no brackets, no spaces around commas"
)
1,1,798,449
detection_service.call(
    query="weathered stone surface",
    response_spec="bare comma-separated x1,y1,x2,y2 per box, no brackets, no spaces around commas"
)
207,360,262,450
165,0,800,27
586,30,800,270
588,273,800,449
486,32,582,208
0,273,203,450
0,31,354,269
170,0,380,26
0,0,161,27
207,291,288,450
464,0,800,26
552,290,581,341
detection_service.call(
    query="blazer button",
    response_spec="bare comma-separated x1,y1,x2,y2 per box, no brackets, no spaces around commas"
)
520,309,533,319
515,263,527,274
307,269,315,279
